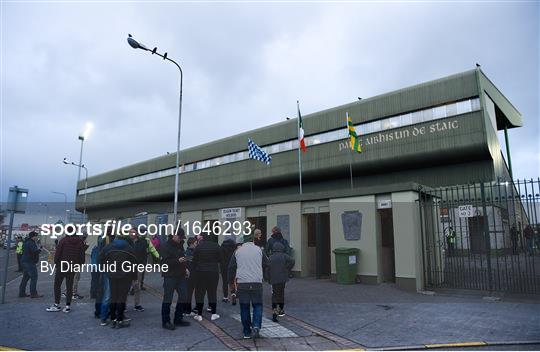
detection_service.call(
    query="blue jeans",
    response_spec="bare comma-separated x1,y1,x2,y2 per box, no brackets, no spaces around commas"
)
237,283,263,336
161,276,188,324
19,262,38,295
100,273,110,320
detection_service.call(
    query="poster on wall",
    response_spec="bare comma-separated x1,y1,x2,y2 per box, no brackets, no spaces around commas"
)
277,215,290,242
341,210,362,241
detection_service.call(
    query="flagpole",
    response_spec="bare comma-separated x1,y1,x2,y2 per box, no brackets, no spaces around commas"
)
297,100,303,195
346,112,354,189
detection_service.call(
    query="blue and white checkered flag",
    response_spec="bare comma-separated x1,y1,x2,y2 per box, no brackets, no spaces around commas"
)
248,138,272,165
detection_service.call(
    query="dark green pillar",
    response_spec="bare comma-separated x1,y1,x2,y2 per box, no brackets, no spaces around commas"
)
504,126,513,180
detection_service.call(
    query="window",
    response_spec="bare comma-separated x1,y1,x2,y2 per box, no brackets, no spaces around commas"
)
433,106,446,119
411,110,424,124
446,103,457,117
400,113,412,126
456,100,471,114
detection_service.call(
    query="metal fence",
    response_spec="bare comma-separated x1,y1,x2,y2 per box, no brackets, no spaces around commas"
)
418,179,540,294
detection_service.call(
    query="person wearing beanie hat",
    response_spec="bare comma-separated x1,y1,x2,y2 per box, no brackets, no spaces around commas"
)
160,227,191,330
99,234,138,329
266,242,295,322
19,231,43,298
228,232,268,339
192,233,224,322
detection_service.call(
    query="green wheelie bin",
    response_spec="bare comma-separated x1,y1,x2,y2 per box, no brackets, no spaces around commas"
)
332,248,359,284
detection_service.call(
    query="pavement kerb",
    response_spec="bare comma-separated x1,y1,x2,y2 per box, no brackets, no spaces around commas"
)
369,340,540,350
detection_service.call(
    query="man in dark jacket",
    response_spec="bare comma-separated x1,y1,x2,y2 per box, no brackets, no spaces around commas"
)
129,228,159,312
100,235,138,329
182,236,197,315
192,233,224,321
46,230,85,313
266,242,295,322
266,227,290,256
70,233,89,300
19,231,43,298
160,228,190,330
220,238,236,302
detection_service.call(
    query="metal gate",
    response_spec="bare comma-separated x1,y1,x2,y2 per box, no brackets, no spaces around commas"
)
418,179,540,294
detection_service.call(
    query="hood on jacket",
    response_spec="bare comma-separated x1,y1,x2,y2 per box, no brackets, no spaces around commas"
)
271,231,283,240
222,238,236,247
272,242,285,253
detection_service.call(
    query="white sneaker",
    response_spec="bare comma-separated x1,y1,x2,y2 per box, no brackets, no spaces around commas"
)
46,304,61,312
189,312,196,316
63,305,71,313
193,315,203,322
211,314,220,321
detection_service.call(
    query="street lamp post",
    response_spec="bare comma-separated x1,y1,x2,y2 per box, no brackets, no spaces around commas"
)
127,34,183,227
39,203,49,225
51,191,68,223
77,123,93,182
63,158,88,222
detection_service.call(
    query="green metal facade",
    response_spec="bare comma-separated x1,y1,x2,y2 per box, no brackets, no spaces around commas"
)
77,68,522,217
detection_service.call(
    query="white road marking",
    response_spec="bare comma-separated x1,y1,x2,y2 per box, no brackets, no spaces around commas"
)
231,314,298,338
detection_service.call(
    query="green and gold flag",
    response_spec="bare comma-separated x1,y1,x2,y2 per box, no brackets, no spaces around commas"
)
346,112,362,153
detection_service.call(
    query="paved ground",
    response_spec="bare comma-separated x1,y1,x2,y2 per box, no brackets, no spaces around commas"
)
0,248,24,286
0,261,539,351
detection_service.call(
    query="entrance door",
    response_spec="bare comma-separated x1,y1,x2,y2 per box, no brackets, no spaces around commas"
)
306,213,331,278
379,209,395,283
469,216,486,254
247,216,267,247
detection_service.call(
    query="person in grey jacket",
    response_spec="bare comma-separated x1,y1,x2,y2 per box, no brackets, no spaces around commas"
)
228,233,268,339
266,242,294,322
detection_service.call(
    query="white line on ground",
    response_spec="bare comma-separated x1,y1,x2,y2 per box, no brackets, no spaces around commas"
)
231,314,298,338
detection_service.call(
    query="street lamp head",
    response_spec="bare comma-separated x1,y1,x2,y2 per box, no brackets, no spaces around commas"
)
63,158,69,164
80,122,93,140
127,34,149,51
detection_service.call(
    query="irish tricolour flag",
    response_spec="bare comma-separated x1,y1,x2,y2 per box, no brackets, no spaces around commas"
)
297,101,307,152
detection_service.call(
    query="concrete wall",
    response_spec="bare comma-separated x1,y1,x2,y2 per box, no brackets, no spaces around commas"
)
329,195,378,283
391,191,423,291
180,210,202,238
266,202,302,273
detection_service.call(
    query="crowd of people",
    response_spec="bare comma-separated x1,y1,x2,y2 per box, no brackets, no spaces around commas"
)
16,224,294,339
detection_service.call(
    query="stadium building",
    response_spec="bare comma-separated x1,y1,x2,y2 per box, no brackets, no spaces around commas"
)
77,68,525,291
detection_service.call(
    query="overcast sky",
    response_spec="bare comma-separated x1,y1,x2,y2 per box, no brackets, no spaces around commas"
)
2,1,539,204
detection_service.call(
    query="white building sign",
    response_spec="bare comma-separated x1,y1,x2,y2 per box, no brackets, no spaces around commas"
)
458,205,474,218
221,207,242,219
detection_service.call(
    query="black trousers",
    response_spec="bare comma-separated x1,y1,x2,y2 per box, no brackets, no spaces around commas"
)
162,276,187,324
109,277,132,321
183,278,195,314
54,271,75,305
54,269,75,306
271,283,286,310
221,268,229,298
195,271,219,315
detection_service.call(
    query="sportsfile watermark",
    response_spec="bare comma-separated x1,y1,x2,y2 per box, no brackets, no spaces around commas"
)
40,219,253,239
